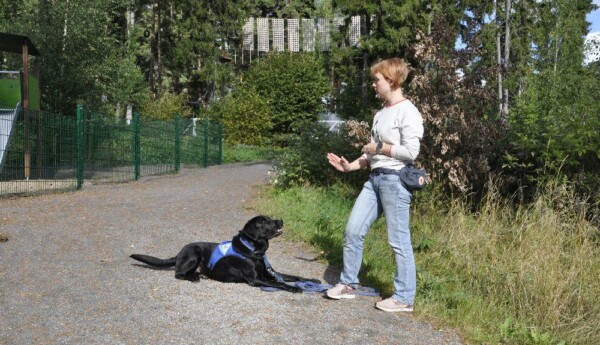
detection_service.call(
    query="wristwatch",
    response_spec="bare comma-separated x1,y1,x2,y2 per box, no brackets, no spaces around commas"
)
376,142,383,154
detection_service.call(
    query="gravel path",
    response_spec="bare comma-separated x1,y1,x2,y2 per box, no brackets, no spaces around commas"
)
0,162,464,345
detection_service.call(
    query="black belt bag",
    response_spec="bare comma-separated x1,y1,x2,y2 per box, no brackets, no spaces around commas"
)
371,164,427,192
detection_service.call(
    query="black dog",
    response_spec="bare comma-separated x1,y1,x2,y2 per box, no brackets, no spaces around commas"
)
130,215,320,293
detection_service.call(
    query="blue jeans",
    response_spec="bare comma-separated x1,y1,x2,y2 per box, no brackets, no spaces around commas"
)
339,173,416,304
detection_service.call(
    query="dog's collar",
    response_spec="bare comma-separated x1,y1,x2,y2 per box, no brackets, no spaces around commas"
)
239,236,256,252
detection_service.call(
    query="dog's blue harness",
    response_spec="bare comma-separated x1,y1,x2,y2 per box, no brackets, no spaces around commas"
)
207,236,285,283
207,240,246,271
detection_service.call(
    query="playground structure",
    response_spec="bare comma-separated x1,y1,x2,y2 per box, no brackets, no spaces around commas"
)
0,99,20,168
0,32,41,178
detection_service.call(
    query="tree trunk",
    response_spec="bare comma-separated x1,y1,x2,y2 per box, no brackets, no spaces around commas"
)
554,15,560,74
503,0,511,118
148,1,156,95
157,4,162,99
495,0,503,117
128,0,135,40
62,0,69,54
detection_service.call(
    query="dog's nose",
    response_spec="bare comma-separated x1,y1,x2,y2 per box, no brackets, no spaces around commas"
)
277,219,284,227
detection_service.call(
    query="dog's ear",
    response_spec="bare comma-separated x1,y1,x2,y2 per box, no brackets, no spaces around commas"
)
241,216,265,240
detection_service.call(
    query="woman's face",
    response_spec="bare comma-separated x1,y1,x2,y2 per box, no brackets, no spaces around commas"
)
371,72,392,100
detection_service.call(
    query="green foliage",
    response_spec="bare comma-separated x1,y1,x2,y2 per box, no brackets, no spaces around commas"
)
94,51,149,115
512,66,599,170
333,0,427,56
162,0,252,106
140,92,191,120
207,86,272,145
507,0,599,209
500,317,562,345
272,121,368,189
328,48,377,123
242,53,330,134
252,0,316,17
509,0,599,171
1,0,148,115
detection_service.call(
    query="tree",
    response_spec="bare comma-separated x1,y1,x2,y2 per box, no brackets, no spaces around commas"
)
329,0,466,120
207,85,272,145
252,0,316,18
1,0,147,115
410,16,505,194
242,53,330,135
511,0,599,176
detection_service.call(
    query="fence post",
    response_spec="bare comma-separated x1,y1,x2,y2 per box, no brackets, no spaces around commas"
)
76,104,84,189
133,112,140,180
174,114,180,173
203,119,209,168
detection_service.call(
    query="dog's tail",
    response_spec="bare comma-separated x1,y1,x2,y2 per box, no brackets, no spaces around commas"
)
130,254,176,267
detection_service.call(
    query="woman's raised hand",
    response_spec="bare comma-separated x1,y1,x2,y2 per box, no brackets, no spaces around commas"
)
327,153,351,173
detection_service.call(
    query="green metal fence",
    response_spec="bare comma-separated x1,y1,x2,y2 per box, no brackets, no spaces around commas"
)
0,104,222,196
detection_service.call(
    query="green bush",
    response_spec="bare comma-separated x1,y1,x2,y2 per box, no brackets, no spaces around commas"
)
207,86,272,146
272,121,368,189
140,92,192,121
243,53,330,134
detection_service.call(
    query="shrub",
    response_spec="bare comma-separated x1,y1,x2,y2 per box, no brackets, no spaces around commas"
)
243,53,330,134
207,86,272,146
272,121,369,188
140,92,192,120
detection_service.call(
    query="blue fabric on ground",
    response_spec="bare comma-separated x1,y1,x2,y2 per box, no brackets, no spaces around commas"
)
295,281,334,293
260,281,379,296
354,286,380,297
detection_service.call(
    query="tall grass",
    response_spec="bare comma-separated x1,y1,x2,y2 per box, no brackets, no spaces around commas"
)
251,181,599,345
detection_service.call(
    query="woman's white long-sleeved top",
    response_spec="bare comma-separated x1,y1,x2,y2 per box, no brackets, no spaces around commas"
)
367,100,424,171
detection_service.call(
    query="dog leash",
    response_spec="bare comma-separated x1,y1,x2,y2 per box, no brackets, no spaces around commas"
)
260,281,380,296
238,236,380,296
237,236,286,283
259,281,329,293
263,256,286,283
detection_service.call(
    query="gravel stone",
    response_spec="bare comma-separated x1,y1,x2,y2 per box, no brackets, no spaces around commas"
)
0,162,464,345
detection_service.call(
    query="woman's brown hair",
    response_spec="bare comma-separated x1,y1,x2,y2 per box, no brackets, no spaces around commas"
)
370,58,410,90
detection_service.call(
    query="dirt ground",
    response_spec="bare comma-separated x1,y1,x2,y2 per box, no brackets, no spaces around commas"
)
0,162,464,345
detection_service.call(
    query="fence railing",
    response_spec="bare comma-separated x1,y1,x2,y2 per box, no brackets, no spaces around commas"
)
0,104,222,196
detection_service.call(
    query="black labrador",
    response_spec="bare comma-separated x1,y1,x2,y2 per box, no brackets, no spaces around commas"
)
130,215,320,293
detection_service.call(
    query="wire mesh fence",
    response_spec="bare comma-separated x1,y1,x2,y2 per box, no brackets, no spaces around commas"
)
0,104,222,197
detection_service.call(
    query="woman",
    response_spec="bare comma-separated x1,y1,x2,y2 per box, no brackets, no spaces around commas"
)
325,58,424,312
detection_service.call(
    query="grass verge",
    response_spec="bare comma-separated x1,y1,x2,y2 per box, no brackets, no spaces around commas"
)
222,144,282,164
250,182,599,345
